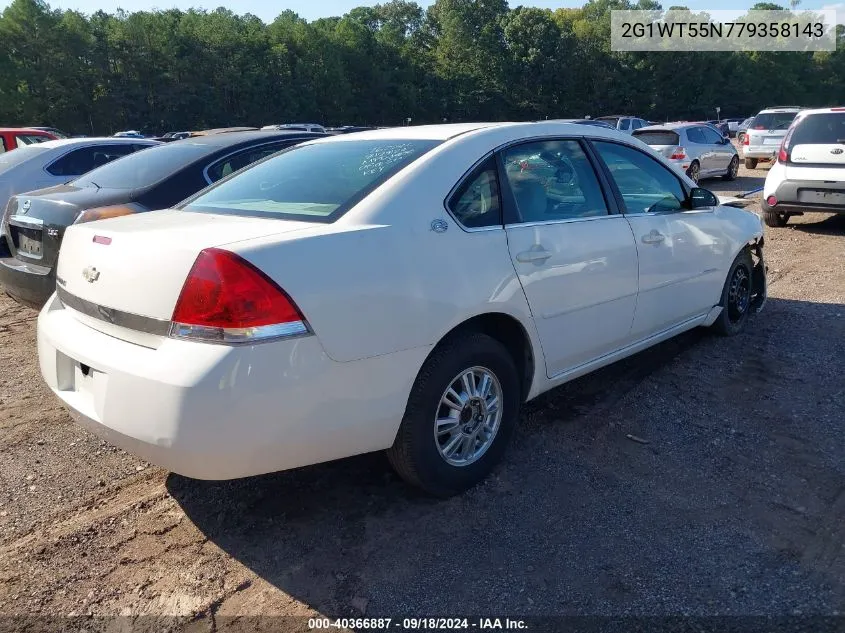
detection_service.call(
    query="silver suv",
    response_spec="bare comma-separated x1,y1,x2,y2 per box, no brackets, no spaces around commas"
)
632,122,739,183
742,106,802,169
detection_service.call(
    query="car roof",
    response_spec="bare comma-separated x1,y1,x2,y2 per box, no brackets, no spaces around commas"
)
792,107,845,116
306,123,511,141
169,130,326,148
29,137,160,150
758,107,802,113
636,122,697,131
0,127,55,134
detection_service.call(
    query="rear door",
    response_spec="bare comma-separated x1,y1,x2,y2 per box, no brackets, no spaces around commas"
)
500,138,639,376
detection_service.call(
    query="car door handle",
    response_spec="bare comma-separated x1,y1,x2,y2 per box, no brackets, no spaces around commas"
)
516,248,552,263
641,230,666,244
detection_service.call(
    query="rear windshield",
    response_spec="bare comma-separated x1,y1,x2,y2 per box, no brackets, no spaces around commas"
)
0,144,50,175
73,143,211,189
182,139,441,223
750,112,797,131
632,130,680,146
790,113,845,145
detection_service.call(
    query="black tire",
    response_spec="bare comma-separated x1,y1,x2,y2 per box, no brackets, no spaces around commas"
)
723,155,740,181
763,209,789,227
745,157,758,169
687,160,701,184
711,249,754,337
387,331,521,497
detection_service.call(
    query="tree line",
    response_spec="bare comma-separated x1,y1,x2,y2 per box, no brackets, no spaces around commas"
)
1,0,843,135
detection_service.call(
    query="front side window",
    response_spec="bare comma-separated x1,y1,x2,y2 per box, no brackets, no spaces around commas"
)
685,127,707,144
501,140,608,223
206,143,291,183
701,127,724,145
46,144,139,177
183,139,440,223
593,141,685,214
448,157,501,228
619,119,631,131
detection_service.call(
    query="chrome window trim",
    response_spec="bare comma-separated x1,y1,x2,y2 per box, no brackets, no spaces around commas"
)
504,214,621,230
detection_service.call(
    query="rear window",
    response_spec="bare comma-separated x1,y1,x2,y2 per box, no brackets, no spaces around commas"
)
182,139,441,223
0,144,50,175
74,143,210,189
751,112,797,131
632,130,680,146
790,113,845,145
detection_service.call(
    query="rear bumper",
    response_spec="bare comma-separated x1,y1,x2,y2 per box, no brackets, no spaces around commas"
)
0,246,55,309
743,146,777,160
37,293,422,480
761,179,845,215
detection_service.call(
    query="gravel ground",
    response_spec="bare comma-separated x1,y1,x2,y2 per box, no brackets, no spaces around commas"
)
0,159,843,630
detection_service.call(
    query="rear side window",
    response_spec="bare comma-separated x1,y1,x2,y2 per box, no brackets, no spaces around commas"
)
633,131,680,146
448,157,501,228
790,113,845,145
47,144,140,177
73,143,209,189
751,112,797,131
183,139,441,223
205,142,291,183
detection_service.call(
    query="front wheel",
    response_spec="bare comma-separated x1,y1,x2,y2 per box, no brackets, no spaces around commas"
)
387,332,521,497
711,250,754,337
745,157,758,169
723,156,739,181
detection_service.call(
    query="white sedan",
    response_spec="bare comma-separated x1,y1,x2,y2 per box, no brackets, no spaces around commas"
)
36,122,767,496
0,137,160,213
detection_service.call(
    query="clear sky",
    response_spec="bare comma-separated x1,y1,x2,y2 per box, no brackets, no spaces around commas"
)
0,0,842,23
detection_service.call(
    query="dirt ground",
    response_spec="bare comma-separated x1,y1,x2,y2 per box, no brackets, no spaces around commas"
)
0,158,843,631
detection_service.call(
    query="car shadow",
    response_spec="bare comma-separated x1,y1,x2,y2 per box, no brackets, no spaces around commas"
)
787,213,845,236
706,174,765,195
167,298,845,618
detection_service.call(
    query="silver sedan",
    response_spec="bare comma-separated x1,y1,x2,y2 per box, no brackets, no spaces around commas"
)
633,122,739,183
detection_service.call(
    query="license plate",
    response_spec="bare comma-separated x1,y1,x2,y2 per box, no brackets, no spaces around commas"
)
18,232,42,257
763,138,781,145
798,189,845,206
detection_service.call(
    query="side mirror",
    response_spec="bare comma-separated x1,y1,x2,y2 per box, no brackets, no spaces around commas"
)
689,187,718,209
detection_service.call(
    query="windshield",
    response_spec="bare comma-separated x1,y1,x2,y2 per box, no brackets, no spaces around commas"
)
73,143,210,189
0,144,51,175
632,130,680,145
751,112,797,131
791,113,845,145
182,139,441,223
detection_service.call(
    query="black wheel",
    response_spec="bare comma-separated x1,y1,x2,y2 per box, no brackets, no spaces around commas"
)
387,331,521,497
687,161,701,184
763,210,789,227
711,249,754,337
745,157,758,169
723,155,739,181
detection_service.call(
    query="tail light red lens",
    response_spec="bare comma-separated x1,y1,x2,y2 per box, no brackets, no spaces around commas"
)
170,248,309,344
670,147,687,160
743,134,750,145
766,195,777,207
777,145,788,162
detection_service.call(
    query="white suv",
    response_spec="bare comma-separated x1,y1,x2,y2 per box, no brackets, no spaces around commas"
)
761,107,845,227
742,106,802,169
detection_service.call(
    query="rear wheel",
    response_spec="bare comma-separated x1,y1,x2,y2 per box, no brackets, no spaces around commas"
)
711,249,754,337
763,209,789,227
745,157,758,169
387,332,521,497
687,161,700,184
723,155,739,181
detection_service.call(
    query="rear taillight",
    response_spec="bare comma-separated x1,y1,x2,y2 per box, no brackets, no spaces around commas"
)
170,248,309,344
670,147,687,160
777,124,796,163
743,134,750,145
766,195,778,207
777,144,788,163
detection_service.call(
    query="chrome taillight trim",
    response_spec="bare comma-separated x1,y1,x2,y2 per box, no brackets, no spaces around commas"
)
168,320,311,345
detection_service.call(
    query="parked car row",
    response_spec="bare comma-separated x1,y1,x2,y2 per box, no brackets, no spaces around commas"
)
0,120,771,496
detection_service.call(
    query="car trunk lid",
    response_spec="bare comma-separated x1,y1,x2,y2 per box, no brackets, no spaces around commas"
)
56,209,317,324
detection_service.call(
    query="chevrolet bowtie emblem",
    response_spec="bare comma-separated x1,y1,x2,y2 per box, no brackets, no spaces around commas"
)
82,266,100,283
